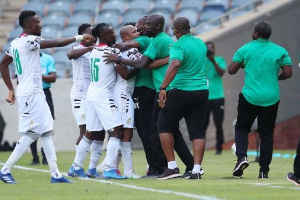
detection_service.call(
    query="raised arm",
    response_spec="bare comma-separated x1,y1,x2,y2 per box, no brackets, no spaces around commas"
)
113,41,140,51
67,46,94,60
104,53,152,69
0,54,15,104
40,34,93,49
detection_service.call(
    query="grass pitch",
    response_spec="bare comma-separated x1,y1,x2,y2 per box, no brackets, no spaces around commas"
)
0,149,299,200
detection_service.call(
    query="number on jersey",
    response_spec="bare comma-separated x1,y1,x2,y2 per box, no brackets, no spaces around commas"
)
13,49,22,75
90,58,100,82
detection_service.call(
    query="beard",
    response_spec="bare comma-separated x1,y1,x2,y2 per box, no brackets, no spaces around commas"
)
145,30,156,37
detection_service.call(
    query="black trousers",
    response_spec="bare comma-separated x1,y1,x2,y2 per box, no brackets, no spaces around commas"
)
204,98,224,152
294,139,300,178
30,88,55,162
133,86,156,170
152,92,194,173
235,93,279,173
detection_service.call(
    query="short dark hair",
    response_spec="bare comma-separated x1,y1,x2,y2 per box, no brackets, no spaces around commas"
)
124,22,136,27
92,23,110,40
205,41,214,46
253,21,272,39
19,10,36,28
78,23,91,35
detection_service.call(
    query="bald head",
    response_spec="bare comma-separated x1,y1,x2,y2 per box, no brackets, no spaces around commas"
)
173,17,191,33
120,25,140,42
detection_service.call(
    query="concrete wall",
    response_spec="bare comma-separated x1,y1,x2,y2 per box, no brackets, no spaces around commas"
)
1,0,299,151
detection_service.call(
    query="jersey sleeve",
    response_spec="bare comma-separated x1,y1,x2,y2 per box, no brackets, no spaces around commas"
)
134,37,149,51
47,55,56,73
26,36,42,50
169,44,184,62
143,42,156,60
280,49,292,66
217,57,226,70
232,49,244,63
6,44,12,57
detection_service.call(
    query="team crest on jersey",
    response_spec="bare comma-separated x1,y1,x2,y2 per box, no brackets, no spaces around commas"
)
81,114,86,122
127,117,132,124
29,120,34,128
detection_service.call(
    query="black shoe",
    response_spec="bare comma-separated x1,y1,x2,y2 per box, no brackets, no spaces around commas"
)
142,168,159,178
42,158,48,165
258,171,268,179
287,172,300,186
215,150,222,155
156,168,181,180
233,157,249,177
29,160,40,165
189,171,202,180
182,171,192,178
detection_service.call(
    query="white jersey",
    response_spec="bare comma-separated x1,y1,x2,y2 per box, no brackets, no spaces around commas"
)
86,45,121,101
70,43,91,99
114,48,140,96
6,34,43,96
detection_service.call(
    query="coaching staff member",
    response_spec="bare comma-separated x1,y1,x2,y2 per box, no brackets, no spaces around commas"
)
157,17,208,180
229,21,292,178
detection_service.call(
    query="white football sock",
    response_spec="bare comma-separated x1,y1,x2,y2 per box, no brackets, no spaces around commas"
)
41,135,62,178
116,150,122,170
73,136,92,169
192,164,201,173
1,135,35,174
105,137,121,170
168,161,178,170
88,140,103,169
120,142,133,175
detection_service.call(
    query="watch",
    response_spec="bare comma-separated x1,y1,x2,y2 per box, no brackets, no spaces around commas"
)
116,56,122,64
159,86,166,91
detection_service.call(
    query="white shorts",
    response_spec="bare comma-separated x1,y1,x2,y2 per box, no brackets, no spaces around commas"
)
114,90,134,128
71,98,87,126
86,98,123,132
17,92,53,135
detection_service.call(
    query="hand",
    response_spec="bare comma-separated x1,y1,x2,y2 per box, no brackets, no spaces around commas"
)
207,54,215,61
82,34,93,43
158,90,167,108
6,90,15,105
103,52,119,63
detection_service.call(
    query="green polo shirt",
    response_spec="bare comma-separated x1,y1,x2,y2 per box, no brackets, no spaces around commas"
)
143,32,174,92
133,36,155,90
205,56,226,99
169,34,208,91
232,38,292,106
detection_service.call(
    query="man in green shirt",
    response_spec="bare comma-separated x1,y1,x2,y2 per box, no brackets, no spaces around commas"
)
204,41,226,155
229,21,292,178
157,17,208,180
114,16,157,176
104,14,194,177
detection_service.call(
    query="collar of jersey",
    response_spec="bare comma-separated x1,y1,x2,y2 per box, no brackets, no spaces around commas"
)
19,32,27,37
97,43,108,47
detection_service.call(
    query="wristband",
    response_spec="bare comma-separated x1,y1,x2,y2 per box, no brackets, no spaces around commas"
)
116,56,122,64
159,86,166,91
74,35,83,41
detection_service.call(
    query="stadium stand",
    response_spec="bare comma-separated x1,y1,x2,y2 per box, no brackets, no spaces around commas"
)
0,0,274,77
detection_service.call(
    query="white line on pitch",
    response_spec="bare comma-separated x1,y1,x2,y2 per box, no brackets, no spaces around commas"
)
249,182,300,190
0,162,220,200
